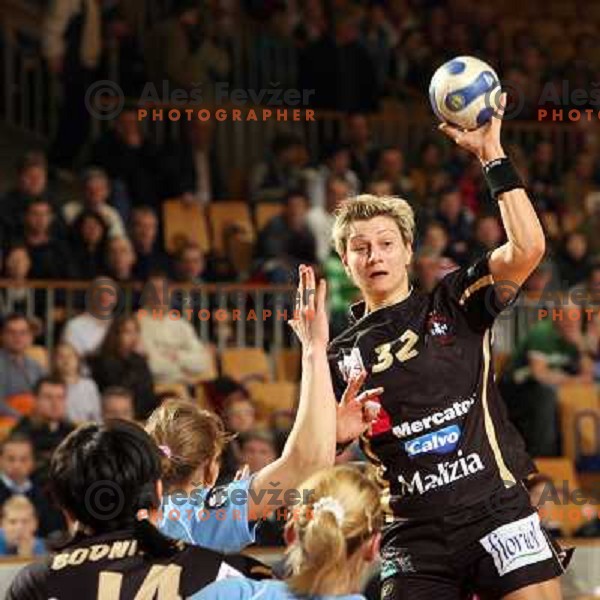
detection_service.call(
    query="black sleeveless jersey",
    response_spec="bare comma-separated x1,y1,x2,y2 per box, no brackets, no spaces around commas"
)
328,256,535,521
7,528,271,599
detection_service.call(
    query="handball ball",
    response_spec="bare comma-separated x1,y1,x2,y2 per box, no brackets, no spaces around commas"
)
429,56,501,131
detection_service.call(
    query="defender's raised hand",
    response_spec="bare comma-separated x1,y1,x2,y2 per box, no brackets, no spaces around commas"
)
288,264,329,351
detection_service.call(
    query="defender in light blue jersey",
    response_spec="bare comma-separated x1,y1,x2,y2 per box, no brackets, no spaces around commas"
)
190,465,383,600
146,266,383,554
159,475,256,553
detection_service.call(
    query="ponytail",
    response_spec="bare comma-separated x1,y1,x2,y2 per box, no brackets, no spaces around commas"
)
285,465,383,597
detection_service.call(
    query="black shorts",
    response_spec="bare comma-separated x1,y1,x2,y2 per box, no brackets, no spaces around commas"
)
378,484,568,600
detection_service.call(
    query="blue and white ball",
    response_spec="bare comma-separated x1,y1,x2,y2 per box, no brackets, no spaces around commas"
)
429,56,501,131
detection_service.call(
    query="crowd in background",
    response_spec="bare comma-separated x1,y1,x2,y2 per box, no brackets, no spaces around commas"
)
0,0,600,558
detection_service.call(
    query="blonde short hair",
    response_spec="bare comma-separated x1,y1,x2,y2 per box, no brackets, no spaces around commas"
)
331,194,415,256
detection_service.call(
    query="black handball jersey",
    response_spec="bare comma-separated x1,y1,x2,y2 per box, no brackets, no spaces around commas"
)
328,255,535,521
7,528,271,599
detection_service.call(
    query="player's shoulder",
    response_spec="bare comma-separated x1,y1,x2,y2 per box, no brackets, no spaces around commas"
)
6,560,50,600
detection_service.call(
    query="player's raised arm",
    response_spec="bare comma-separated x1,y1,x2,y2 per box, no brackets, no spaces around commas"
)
248,265,379,520
248,265,335,519
439,93,545,290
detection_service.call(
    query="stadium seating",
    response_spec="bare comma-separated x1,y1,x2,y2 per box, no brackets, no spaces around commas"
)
255,203,284,232
247,381,298,423
557,384,600,461
220,347,272,383
274,348,301,382
163,198,211,254
207,202,255,255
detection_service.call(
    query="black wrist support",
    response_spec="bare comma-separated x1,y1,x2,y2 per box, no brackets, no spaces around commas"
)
483,157,525,199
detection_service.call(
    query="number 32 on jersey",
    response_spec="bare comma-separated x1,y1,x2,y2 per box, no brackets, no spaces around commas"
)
372,329,419,373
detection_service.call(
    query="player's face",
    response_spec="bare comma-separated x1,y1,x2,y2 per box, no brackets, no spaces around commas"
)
343,216,412,304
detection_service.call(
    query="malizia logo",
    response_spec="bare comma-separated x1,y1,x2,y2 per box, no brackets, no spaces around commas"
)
404,424,462,457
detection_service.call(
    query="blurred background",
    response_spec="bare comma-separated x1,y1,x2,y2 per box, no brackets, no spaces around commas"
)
0,0,599,597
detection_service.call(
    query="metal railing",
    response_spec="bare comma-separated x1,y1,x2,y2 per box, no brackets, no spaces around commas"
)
0,280,300,354
0,279,572,357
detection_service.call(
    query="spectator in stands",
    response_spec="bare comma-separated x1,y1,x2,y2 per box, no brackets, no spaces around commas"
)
360,3,398,91
529,141,560,212
366,180,394,197
239,429,278,475
410,140,449,206
101,386,136,421
89,315,156,420
19,199,74,280
63,168,127,239
435,187,474,265
501,303,595,456
323,250,359,337
105,236,137,283
172,242,208,284
204,378,256,481
0,152,59,239
389,28,432,94
564,153,599,214
372,147,414,198
129,207,170,281
413,248,446,294
556,232,592,288
299,11,378,112
306,144,359,209
90,109,159,208
250,133,310,204
307,177,350,264
293,0,328,47
223,392,257,435
68,211,109,280
61,277,114,359
0,246,34,317
255,191,317,283
145,0,230,97
239,430,284,547
0,496,45,557
137,272,214,386
160,120,226,204
51,342,101,423
0,315,45,417
468,215,504,262
43,0,102,168
344,114,380,185
0,434,63,538
420,221,450,258
11,377,75,482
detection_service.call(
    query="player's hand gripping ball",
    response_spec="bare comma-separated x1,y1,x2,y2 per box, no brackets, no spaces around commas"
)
429,56,502,131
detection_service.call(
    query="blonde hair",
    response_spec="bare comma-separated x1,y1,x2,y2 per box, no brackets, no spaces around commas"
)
145,399,233,490
332,194,415,256
2,495,37,520
286,465,383,596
